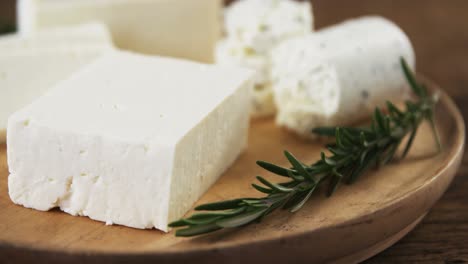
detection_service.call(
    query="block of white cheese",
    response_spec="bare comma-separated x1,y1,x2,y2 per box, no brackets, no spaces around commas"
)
18,0,222,63
7,51,253,231
224,0,313,54
216,0,313,117
0,22,112,50
271,16,415,137
0,23,113,142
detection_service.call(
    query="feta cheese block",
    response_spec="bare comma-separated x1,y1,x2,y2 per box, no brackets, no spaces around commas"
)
0,23,113,142
217,0,313,117
18,0,222,63
7,51,254,231
271,16,415,137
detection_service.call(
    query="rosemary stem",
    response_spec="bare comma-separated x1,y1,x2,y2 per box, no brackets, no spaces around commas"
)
169,58,441,237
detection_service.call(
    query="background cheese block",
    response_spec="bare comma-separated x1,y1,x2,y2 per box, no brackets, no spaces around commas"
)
18,0,222,63
224,0,314,55
216,0,313,117
0,23,113,142
0,22,112,50
7,51,253,232
272,16,415,137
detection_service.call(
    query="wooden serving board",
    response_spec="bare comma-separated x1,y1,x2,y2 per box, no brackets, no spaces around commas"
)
0,81,464,264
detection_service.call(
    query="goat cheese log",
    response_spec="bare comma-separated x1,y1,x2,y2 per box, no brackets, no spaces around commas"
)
216,0,313,117
0,23,113,142
7,51,254,231
272,16,415,137
17,0,221,63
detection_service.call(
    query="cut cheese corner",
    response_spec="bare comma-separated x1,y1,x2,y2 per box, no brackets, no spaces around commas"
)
7,50,254,231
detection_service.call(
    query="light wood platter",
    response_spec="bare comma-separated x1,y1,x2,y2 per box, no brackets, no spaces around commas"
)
0,80,464,264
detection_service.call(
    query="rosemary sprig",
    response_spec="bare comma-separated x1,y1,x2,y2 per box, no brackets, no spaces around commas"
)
169,58,441,237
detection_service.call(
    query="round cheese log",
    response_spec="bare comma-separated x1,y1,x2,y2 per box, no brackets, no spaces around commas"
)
218,0,313,117
271,16,415,137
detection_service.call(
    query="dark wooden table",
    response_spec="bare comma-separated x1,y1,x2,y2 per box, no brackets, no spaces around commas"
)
1,0,467,262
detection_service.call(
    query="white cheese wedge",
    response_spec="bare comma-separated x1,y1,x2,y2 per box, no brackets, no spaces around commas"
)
271,16,415,137
7,51,253,232
216,0,313,117
18,0,222,63
0,23,113,142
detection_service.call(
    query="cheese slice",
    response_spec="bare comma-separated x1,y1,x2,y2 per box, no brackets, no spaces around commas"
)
0,23,113,142
7,50,253,231
271,16,415,137
18,0,222,62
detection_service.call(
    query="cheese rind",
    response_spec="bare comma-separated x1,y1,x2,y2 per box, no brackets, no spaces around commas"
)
0,23,113,141
7,51,253,231
18,0,222,62
216,0,313,117
272,16,415,137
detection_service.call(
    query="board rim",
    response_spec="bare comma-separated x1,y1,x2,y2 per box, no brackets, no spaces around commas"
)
0,77,464,262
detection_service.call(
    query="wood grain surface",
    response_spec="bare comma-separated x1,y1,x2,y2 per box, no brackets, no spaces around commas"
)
1,0,467,262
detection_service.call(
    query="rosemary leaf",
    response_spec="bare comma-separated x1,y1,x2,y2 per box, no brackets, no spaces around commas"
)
175,224,223,237
284,151,314,182
195,199,246,211
401,57,425,97
252,183,274,194
290,185,316,213
256,176,294,193
216,208,269,228
402,127,418,159
256,161,294,178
